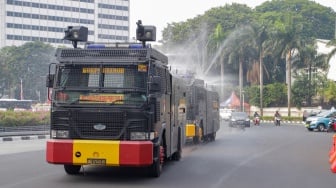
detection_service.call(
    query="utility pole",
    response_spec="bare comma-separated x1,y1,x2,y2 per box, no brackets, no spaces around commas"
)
20,79,23,100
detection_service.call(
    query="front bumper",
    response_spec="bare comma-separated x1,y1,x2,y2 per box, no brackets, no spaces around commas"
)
230,120,250,126
46,139,153,167
306,122,317,129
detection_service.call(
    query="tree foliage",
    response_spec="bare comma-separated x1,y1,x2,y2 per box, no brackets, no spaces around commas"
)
0,41,56,102
161,0,336,108
246,82,287,107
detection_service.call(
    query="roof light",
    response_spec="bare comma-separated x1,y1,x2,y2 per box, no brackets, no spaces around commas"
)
87,44,106,49
129,44,145,48
86,43,148,49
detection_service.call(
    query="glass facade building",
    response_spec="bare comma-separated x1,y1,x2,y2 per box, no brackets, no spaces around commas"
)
0,0,129,47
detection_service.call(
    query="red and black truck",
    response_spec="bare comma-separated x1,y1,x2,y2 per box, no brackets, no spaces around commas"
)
45,21,182,177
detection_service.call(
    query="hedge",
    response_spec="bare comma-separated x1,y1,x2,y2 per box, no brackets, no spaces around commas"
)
0,111,50,127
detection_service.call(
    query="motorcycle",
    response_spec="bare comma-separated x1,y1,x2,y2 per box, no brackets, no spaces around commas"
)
274,117,281,126
328,118,336,132
254,116,260,126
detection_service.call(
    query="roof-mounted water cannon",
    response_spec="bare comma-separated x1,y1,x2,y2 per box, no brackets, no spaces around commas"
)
64,26,88,48
136,20,156,47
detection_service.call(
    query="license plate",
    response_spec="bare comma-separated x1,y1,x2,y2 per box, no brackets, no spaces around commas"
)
87,158,106,165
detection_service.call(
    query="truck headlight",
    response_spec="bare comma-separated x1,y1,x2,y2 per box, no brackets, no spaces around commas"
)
51,130,69,138
130,132,156,140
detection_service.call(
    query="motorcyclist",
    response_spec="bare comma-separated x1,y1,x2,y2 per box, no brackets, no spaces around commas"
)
274,111,281,126
253,111,260,125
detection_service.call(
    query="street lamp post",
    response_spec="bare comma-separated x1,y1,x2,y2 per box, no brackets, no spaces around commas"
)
20,78,23,100
242,90,245,112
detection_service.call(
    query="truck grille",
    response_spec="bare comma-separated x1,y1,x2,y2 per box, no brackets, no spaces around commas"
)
51,110,148,140
73,111,124,139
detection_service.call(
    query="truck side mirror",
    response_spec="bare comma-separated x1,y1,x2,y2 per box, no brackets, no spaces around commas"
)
46,74,55,88
149,76,161,93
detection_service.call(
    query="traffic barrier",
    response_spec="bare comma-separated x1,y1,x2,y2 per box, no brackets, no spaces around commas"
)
331,160,336,173
329,134,336,173
330,151,336,164
329,134,336,157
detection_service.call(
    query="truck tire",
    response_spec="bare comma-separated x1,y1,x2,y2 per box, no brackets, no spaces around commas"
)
149,157,161,177
172,130,182,161
148,142,164,177
211,132,216,141
193,136,200,144
64,165,81,175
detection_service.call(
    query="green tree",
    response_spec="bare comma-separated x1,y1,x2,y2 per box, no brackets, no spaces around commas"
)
294,43,328,106
208,23,226,96
255,0,336,40
323,80,336,106
0,47,13,98
327,39,336,63
161,0,336,108
267,9,305,116
291,74,309,108
246,82,287,107
0,41,55,102
264,83,287,107
221,25,258,110
245,22,272,116
246,85,260,106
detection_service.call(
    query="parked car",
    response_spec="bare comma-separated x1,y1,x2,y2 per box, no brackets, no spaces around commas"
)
220,108,232,121
229,112,250,128
305,110,336,131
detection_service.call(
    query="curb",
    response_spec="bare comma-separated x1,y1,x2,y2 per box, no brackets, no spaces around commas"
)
0,135,49,142
258,120,306,124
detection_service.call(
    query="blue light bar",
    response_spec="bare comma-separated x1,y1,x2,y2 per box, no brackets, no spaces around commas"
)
87,44,105,49
86,43,150,49
129,44,144,48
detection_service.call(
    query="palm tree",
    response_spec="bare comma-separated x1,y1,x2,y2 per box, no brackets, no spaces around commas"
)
327,39,336,64
222,25,257,111
295,43,328,106
235,23,271,115
208,23,225,96
249,23,270,116
271,12,305,117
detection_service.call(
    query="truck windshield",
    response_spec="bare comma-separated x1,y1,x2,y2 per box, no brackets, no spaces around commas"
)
54,64,148,106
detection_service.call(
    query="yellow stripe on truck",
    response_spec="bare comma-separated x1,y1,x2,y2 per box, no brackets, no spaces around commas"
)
73,140,120,166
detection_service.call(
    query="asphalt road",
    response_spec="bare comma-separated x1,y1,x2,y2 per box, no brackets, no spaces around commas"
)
0,122,335,188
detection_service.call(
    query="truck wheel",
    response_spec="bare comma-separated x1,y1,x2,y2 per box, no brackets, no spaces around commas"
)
149,143,164,177
318,124,325,132
172,149,181,161
192,136,199,144
212,132,216,141
172,131,182,161
149,157,161,177
64,165,81,175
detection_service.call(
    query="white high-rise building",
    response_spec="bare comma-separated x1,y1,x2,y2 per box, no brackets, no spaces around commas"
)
0,0,129,48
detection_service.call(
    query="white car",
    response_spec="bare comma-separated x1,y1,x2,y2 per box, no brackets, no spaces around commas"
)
220,108,232,121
